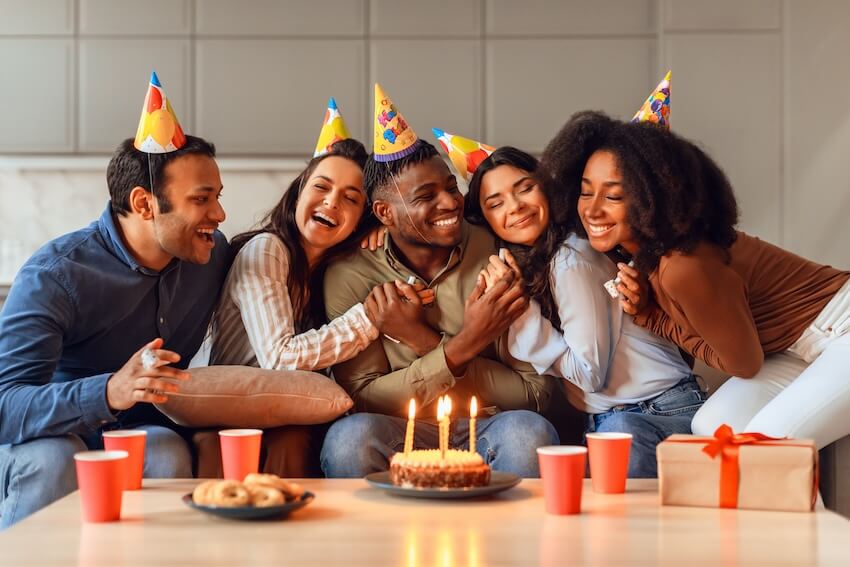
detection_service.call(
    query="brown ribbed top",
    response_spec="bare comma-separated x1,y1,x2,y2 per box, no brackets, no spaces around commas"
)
634,232,849,377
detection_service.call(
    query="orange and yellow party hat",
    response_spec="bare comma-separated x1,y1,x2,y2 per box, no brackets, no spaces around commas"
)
432,128,496,182
313,97,351,158
134,71,186,154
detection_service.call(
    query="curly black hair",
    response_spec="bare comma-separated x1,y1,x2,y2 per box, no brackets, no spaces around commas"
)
464,146,568,328
538,110,740,273
363,140,439,203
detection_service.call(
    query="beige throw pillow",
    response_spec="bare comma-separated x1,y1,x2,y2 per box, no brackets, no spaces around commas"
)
155,366,353,428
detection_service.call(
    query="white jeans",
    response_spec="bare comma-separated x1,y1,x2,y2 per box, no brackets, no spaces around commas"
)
692,282,850,449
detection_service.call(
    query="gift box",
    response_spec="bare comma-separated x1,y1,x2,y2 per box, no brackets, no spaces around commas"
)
657,425,818,512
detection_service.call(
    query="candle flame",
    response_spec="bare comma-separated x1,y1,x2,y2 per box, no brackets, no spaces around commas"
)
445,396,452,416
437,396,444,421
408,398,416,420
470,396,477,418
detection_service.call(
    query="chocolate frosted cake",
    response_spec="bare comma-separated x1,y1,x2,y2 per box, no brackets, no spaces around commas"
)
390,449,491,488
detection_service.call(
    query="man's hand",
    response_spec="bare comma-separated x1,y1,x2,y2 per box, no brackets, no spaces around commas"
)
364,281,441,355
105,338,190,411
444,271,529,375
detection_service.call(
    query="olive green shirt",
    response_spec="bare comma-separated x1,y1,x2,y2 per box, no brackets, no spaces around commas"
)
324,223,553,419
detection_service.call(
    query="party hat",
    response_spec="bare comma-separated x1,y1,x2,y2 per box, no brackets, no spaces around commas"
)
631,70,671,128
134,71,186,153
313,97,351,157
432,128,496,182
373,83,419,162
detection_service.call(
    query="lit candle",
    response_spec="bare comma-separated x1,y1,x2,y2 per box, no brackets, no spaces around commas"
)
404,398,416,454
437,397,446,458
469,396,478,454
445,396,452,454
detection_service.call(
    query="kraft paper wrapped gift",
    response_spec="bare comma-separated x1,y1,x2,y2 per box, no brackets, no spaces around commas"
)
657,425,818,512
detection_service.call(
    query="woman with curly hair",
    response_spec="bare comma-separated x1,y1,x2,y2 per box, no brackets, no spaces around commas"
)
464,145,702,477
539,110,850,448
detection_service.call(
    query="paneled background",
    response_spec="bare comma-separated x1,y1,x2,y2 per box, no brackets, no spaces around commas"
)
0,0,849,283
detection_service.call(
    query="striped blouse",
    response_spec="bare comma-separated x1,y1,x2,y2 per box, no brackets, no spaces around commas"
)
210,232,378,371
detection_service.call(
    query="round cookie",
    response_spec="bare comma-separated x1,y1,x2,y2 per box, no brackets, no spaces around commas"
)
191,479,220,506
209,480,251,508
246,484,285,508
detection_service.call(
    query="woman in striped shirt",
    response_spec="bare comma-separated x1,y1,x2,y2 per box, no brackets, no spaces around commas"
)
212,138,428,370
208,139,430,475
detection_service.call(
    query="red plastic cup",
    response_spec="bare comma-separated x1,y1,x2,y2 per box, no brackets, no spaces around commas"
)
537,446,588,515
586,432,632,494
74,450,128,522
102,430,147,490
219,429,262,481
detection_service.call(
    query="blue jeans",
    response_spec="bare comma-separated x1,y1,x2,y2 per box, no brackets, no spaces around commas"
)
0,425,192,530
321,410,559,478
587,376,706,478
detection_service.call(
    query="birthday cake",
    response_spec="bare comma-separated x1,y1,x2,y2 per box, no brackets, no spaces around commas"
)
390,449,491,489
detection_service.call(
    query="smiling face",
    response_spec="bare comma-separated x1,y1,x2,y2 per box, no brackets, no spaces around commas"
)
478,164,549,246
294,155,367,256
577,149,638,254
379,155,464,249
150,153,225,264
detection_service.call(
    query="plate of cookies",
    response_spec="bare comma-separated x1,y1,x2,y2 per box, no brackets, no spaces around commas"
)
184,473,314,521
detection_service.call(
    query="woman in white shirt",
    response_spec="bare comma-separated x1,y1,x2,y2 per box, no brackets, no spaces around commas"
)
463,146,701,477
208,139,430,476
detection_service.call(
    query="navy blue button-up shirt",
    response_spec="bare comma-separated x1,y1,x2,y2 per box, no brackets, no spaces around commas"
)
0,203,231,445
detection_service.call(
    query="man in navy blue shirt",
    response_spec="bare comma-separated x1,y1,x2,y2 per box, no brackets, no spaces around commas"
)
0,136,230,528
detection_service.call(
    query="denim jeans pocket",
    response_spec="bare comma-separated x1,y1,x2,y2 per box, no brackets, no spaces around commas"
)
645,380,707,417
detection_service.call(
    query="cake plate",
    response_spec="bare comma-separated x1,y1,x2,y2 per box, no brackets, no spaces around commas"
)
365,471,521,499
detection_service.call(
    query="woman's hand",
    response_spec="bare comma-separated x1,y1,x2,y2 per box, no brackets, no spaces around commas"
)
360,226,387,251
479,248,523,291
616,262,651,315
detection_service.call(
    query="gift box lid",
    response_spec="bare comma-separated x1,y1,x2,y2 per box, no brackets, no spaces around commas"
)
659,434,817,464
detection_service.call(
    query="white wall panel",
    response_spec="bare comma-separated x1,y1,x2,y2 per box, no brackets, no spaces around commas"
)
196,40,366,154
196,0,365,36
79,0,191,35
371,0,480,36
0,0,73,35
663,33,782,243
487,38,655,153
371,40,481,145
79,39,191,152
0,39,74,152
487,0,655,36
663,0,781,31
784,0,850,267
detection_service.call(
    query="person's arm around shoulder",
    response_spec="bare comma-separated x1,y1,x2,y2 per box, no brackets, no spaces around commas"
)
649,253,763,377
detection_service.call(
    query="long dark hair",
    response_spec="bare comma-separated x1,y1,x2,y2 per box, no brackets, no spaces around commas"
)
229,139,371,332
539,110,739,273
465,146,568,328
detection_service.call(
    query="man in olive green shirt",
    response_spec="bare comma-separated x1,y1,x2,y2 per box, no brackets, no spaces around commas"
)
320,140,558,478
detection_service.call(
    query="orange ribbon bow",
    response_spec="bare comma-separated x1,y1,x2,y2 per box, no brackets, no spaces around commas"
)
701,424,783,508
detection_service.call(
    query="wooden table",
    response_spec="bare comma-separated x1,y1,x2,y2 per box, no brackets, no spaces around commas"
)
1,478,849,566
